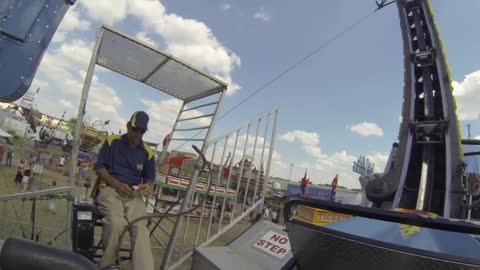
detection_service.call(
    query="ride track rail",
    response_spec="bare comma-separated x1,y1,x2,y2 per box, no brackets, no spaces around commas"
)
366,0,465,219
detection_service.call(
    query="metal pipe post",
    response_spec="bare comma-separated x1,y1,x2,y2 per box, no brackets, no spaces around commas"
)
230,124,251,223
207,138,228,238
194,143,217,246
252,114,270,204
259,109,279,211
218,130,240,232
65,29,104,250
242,119,261,212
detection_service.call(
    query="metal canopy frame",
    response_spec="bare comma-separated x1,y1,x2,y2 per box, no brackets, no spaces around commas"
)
96,25,227,102
66,25,227,250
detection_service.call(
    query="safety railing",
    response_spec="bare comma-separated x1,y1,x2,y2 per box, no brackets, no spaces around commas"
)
0,187,72,250
162,108,279,270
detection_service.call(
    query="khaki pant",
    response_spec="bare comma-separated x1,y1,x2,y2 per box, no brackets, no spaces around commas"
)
96,187,154,270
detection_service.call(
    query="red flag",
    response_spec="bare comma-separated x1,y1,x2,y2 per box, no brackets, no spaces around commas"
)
330,174,338,201
300,169,309,195
163,132,171,151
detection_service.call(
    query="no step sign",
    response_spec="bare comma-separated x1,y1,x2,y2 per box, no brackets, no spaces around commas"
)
253,230,291,260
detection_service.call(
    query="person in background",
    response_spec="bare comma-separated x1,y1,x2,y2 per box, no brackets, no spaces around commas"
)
251,211,262,225
6,146,13,167
14,160,25,185
29,149,36,162
48,153,53,168
21,162,31,192
263,206,270,220
48,180,57,214
0,144,4,167
272,210,279,224
59,155,65,168
41,152,47,166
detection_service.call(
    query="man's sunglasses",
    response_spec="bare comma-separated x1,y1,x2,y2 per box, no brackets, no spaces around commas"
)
132,126,146,134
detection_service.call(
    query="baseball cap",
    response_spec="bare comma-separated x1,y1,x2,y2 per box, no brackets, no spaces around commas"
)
130,111,149,130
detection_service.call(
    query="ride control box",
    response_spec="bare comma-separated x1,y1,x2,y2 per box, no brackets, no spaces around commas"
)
72,196,96,260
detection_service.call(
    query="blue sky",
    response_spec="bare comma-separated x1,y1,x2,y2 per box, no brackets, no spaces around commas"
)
28,0,480,188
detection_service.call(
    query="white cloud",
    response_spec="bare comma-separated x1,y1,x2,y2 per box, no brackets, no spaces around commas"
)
453,70,480,120
211,143,274,170
52,31,67,43
34,39,126,134
280,130,322,158
365,152,389,173
278,150,354,188
77,0,128,25
136,32,158,47
78,0,241,95
139,98,214,144
59,99,74,109
52,6,91,44
349,122,384,137
167,43,240,76
253,8,271,22
31,79,49,91
276,129,389,188
59,6,91,32
220,3,231,11
271,150,288,169
214,74,240,96
236,134,267,147
57,39,94,68
31,0,242,152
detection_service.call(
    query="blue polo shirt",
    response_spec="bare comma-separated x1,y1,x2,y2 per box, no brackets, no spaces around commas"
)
95,134,155,185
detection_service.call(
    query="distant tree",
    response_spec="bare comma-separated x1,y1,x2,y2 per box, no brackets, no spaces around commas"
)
32,108,43,119
65,118,77,134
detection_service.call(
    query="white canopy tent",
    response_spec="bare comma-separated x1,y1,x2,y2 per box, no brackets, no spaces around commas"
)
0,128,12,138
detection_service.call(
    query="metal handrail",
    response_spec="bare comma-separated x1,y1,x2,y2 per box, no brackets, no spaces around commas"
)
0,187,72,201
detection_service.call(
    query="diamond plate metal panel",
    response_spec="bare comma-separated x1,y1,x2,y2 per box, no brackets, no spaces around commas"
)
95,27,226,101
97,30,166,81
287,222,480,270
146,59,222,100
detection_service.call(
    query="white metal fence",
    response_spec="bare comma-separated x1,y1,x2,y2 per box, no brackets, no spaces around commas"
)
161,108,279,270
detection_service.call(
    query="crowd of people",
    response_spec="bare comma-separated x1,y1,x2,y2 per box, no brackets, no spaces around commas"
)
0,142,80,193
11,151,66,192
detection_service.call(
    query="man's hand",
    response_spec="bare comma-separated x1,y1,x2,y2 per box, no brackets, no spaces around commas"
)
96,168,134,198
138,182,153,197
113,182,134,198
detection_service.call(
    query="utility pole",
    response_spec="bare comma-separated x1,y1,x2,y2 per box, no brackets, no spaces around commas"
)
467,124,471,138
22,87,40,138
289,163,294,181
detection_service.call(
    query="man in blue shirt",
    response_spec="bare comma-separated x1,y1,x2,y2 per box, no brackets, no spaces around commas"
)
95,111,155,270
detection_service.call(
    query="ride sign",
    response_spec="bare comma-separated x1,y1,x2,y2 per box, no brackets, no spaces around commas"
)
253,230,291,260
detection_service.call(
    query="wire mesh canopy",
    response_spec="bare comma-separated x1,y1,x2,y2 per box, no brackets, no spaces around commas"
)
96,25,227,102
